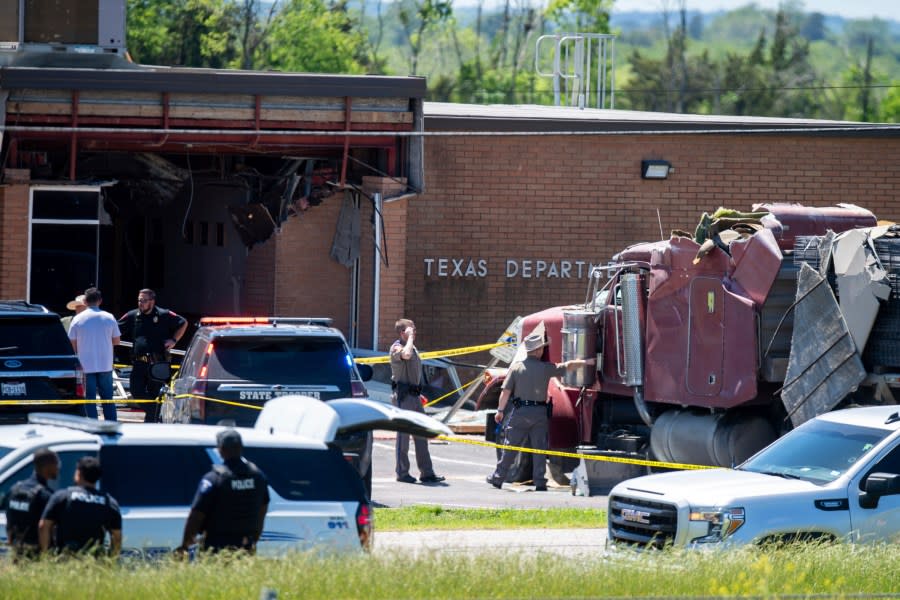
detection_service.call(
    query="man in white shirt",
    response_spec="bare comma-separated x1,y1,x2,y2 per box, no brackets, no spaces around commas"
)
68,287,121,420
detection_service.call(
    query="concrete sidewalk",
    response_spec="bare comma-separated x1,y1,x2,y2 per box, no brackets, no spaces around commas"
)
375,528,608,557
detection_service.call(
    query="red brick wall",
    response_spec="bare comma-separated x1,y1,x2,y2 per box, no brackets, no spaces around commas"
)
378,196,409,349
242,235,276,315
0,184,29,300
405,133,900,352
272,191,354,336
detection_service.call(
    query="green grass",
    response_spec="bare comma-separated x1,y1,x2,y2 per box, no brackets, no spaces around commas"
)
3,543,900,599
375,505,607,531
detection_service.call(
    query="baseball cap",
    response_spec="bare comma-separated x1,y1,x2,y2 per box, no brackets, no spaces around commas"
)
216,428,243,450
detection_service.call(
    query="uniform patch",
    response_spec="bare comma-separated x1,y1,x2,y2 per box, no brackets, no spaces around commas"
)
231,478,255,491
71,491,106,505
8,499,30,512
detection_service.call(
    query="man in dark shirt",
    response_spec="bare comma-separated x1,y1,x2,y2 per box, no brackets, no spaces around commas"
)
39,456,122,556
118,288,187,423
5,449,59,559
179,429,269,554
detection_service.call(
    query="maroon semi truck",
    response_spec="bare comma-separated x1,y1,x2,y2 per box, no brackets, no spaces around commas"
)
479,203,900,486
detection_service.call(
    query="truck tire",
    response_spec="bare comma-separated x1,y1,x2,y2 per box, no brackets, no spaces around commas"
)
548,453,579,486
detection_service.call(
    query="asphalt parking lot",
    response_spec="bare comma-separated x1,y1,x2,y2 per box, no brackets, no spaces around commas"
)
370,431,610,511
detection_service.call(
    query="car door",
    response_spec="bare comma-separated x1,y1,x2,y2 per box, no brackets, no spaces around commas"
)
848,442,900,543
255,395,452,442
0,444,97,550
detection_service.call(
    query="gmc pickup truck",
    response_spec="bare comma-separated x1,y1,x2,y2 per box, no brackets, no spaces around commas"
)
608,406,900,548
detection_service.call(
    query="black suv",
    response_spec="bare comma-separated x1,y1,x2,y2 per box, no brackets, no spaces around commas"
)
0,300,84,422
163,317,375,493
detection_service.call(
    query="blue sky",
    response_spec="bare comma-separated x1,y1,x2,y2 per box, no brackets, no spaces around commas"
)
609,1,899,21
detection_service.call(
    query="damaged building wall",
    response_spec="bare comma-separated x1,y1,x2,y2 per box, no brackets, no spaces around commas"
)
272,191,355,334
402,132,900,352
163,182,251,317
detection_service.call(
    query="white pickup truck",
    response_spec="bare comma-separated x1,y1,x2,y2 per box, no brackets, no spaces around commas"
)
607,406,900,548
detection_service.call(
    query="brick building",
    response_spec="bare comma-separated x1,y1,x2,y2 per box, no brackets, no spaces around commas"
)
3,67,899,354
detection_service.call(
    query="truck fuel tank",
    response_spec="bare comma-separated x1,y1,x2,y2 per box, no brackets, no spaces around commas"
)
561,309,597,387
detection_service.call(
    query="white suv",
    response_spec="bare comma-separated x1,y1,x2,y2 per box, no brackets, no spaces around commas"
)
0,396,450,558
608,406,900,548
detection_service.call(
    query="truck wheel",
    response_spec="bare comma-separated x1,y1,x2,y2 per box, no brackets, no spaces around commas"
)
548,453,578,486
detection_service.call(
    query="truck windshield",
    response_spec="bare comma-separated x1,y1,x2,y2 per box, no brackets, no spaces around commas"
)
740,419,889,485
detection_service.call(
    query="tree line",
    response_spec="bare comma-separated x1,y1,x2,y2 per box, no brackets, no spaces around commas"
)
125,0,900,122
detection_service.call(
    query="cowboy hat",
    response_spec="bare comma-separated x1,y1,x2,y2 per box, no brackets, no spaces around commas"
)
66,294,86,311
523,331,548,352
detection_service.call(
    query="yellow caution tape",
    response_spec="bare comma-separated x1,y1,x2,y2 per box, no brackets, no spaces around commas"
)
170,393,270,411
437,435,717,471
114,363,179,370
6,392,713,471
354,341,513,365
0,398,159,406
421,376,481,408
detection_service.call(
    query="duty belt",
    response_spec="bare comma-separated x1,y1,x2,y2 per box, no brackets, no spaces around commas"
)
512,398,545,407
134,353,165,363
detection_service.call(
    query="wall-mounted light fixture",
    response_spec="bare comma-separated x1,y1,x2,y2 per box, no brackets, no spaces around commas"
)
641,159,673,179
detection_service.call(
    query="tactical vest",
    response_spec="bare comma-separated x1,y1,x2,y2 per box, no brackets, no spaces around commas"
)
203,461,266,544
6,477,48,546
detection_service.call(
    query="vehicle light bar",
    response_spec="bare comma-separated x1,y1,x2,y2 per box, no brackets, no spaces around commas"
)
28,412,122,435
200,316,334,327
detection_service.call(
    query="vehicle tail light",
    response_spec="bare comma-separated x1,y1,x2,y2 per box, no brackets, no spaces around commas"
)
350,381,367,398
75,365,85,398
190,344,213,420
356,502,373,551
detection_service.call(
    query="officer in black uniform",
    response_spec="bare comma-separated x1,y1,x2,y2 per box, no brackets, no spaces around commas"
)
39,456,122,556
178,429,269,554
4,449,59,560
118,288,187,423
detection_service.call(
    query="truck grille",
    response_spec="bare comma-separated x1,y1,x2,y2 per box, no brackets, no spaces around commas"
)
608,495,678,548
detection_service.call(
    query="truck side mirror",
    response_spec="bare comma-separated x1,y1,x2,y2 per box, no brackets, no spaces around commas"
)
865,472,900,495
859,472,900,509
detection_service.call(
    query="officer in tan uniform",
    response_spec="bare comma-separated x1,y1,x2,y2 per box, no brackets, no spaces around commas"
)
487,324,594,491
391,318,445,484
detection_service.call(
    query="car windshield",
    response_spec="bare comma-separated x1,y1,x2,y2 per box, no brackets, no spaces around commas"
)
208,337,353,391
740,419,889,485
0,317,72,355
0,446,12,462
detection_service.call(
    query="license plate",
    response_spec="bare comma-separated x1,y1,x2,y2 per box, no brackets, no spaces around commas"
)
1,382,26,396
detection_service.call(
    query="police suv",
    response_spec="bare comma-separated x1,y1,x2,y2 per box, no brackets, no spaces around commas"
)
608,406,900,548
0,301,84,423
162,317,376,493
0,396,451,557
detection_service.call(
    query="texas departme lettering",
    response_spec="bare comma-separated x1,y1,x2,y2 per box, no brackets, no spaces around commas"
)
423,258,604,279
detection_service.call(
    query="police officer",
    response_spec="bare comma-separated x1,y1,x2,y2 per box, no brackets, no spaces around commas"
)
178,429,269,554
486,324,594,491
5,449,59,559
118,288,187,423
39,456,122,556
391,318,445,484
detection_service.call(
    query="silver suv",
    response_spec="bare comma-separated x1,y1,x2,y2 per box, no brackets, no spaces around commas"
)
0,397,450,558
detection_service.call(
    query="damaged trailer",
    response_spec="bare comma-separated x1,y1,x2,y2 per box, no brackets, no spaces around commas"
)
476,204,900,493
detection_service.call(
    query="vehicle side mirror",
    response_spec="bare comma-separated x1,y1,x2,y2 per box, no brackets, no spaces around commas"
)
356,364,373,382
859,472,900,509
865,472,900,496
